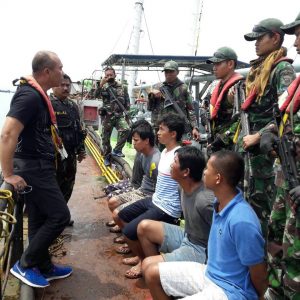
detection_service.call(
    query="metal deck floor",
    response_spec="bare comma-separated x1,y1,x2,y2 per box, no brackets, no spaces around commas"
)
35,155,150,300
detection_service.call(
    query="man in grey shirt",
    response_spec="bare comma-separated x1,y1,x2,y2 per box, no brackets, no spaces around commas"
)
138,146,213,276
108,121,161,216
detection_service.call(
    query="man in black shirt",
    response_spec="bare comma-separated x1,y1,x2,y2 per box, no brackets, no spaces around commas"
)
0,51,72,288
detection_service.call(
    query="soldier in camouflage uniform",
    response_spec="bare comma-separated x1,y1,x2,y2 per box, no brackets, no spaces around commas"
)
97,67,130,166
240,18,296,240
261,13,300,300
147,60,200,143
206,47,244,152
51,74,86,225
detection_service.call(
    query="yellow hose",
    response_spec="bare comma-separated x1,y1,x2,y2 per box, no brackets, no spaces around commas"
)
85,135,119,184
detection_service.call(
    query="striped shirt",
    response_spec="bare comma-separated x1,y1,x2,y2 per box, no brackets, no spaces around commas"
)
152,146,181,218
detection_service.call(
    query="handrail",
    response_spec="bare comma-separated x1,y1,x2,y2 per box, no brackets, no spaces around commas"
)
0,181,33,300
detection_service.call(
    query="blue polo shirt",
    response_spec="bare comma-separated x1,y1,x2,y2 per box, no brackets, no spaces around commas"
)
205,189,265,300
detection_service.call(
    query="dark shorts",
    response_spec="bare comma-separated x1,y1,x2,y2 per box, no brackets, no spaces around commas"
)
118,197,178,240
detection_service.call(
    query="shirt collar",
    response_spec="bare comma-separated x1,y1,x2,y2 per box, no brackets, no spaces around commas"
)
213,188,243,217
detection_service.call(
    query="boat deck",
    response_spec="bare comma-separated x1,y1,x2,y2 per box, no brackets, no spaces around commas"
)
35,154,150,300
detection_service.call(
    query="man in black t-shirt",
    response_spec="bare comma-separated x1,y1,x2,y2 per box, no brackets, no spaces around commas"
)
0,51,72,288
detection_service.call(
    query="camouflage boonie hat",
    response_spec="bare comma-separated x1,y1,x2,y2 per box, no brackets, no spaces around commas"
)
281,12,300,34
244,18,284,41
163,60,179,71
206,47,238,64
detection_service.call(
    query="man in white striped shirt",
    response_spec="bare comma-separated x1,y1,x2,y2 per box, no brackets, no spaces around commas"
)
115,113,185,279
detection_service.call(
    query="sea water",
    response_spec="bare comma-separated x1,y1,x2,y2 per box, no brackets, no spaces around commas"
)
0,92,13,130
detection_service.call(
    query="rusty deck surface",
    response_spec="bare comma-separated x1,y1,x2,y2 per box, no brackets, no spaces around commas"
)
35,155,150,300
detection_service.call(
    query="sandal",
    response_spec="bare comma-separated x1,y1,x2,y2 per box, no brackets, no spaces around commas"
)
124,265,142,279
109,225,121,233
113,235,126,244
122,256,140,266
115,244,131,254
105,220,116,227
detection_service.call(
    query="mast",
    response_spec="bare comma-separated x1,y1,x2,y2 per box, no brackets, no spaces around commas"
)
127,0,144,105
190,0,203,56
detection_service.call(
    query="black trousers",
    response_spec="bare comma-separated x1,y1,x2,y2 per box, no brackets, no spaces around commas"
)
56,153,77,203
13,158,70,272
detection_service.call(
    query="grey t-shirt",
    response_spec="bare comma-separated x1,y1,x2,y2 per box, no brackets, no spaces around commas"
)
181,183,214,247
131,152,144,189
140,147,161,195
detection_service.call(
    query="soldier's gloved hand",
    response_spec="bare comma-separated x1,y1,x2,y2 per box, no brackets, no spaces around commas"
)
289,186,300,210
260,132,278,156
209,136,225,152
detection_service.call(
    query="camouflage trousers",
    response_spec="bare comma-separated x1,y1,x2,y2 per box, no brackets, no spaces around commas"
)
101,114,129,157
56,152,77,203
267,185,300,300
244,154,276,240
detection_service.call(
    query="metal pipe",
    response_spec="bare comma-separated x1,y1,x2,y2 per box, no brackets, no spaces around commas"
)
185,62,300,83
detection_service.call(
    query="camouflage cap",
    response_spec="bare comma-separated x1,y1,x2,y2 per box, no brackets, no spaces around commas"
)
281,12,300,34
244,18,284,41
206,47,237,64
163,60,179,71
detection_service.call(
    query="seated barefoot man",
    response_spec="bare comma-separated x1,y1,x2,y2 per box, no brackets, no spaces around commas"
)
139,146,214,271
105,120,158,232
112,113,185,279
144,150,267,300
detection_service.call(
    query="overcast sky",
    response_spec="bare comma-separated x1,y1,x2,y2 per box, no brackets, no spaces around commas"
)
0,0,299,90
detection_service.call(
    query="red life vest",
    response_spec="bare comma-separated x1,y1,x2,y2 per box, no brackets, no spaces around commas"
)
279,76,300,113
210,72,243,119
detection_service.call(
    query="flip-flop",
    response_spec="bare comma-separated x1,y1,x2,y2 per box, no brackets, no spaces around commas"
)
109,225,121,233
125,266,142,279
122,256,140,266
113,235,126,244
105,220,116,227
116,244,131,254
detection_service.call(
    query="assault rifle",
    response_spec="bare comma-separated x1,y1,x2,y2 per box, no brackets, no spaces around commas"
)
106,86,132,126
240,85,254,195
199,106,212,144
160,85,193,135
273,104,299,190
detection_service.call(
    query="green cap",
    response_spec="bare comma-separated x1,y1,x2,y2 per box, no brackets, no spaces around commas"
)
281,12,300,34
163,60,179,71
244,18,284,41
206,47,238,64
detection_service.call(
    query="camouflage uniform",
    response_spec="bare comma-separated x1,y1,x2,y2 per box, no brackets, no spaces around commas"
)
267,82,300,299
242,18,296,238
149,78,197,137
266,14,300,300
99,81,130,157
205,47,243,152
244,60,295,239
51,95,86,203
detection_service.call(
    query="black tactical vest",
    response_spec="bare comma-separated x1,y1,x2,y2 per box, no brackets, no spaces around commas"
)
51,96,83,152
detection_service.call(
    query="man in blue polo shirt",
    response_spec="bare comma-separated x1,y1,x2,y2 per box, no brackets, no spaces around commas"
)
143,150,267,300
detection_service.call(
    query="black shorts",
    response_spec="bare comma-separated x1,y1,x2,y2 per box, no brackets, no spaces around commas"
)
118,197,178,240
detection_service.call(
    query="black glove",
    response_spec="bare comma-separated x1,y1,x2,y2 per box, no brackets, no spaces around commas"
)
289,186,300,210
260,132,279,155
210,136,225,152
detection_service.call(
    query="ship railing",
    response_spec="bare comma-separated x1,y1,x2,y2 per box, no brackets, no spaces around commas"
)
0,181,34,300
